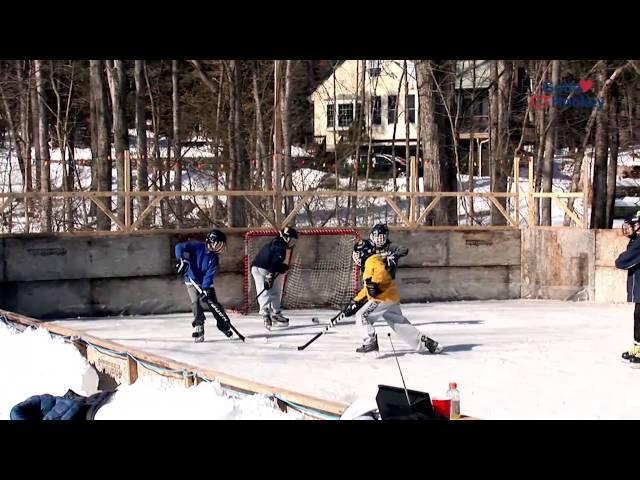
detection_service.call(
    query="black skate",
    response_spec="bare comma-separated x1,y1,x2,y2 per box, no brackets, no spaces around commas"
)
263,314,272,331
421,335,443,354
622,344,640,362
356,335,379,354
271,312,289,327
192,325,204,343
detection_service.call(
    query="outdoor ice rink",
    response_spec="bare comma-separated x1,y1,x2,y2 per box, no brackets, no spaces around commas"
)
53,299,640,420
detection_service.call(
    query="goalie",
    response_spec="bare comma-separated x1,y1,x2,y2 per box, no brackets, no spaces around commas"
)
251,227,298,330
343,239,443,354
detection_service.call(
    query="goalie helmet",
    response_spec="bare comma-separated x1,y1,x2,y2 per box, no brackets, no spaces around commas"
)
622,211,640,238
370,223,389,249
352,239,376,267
206,229,227,254
281,226,299,247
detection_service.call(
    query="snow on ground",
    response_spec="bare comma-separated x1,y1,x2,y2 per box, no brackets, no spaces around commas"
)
53,300,640,420
0,321,301,420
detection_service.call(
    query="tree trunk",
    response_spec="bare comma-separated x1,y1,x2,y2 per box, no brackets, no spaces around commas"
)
134,60,149,227
416,60,457,226
172,60,182,227
30,62,41,192
34,60,52,231
90,60,112,231
489,60,513,226
591,62,610,229
213,63,224,222
606,83,619,228
282,60,294,218
106,60,127,224
540,60,560,226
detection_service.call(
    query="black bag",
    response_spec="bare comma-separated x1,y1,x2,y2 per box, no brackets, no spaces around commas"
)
375,384,446,420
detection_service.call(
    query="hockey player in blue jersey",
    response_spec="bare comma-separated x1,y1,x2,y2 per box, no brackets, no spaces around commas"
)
175,229,232,342
616,212,640,364
251,226,298,330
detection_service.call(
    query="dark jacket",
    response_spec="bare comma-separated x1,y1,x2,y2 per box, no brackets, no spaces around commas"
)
175,241,219,289
10,390,115,420
251,237,289,274
615,237,640,302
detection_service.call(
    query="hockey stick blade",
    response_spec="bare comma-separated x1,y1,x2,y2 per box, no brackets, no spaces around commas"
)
296,312,343,351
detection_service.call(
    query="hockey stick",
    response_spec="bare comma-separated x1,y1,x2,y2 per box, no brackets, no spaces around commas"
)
188,279,246,342
297,311,344,351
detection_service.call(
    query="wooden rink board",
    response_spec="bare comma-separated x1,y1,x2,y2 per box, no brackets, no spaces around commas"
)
1,308,477,420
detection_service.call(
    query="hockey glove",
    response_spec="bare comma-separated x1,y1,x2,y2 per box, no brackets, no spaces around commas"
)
200,287,217,304
343,298,366,317
176,258,190,275
276,263,289,274
264,273,274,291
365,279,381,297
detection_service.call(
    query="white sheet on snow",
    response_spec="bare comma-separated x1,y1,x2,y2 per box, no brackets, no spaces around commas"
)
53,300,640,420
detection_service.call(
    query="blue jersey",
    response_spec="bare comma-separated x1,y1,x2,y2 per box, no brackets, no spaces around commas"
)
175,241,219,289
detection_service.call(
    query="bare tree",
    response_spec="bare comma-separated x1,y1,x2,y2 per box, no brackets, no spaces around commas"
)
606,81,619,228
34,60,52,231
172,60,182,226
106,60,127,224
540,60,560,226
90,60,112,231
134,60,149,227
591,61,610,229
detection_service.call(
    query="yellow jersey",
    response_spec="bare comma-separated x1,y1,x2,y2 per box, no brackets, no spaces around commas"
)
354,254,400,303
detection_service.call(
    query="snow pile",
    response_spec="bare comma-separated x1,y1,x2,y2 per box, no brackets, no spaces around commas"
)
0,322,303,420
96,377,303,420
0,324,99,419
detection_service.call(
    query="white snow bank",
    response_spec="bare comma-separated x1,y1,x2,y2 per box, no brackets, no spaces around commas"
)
0,322,302,420
0,324,99,420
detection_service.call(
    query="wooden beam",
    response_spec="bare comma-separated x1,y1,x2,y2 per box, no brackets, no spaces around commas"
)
531,192,584,198
90,198,126,231
415,196,441,225
552,196,584,228
131,196,162,230
280,193,313,228
488,195,518,227
385,197,411,226
243,196,278,230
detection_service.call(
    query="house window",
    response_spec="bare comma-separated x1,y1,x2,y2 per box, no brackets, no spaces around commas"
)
338,103,354,127
367,60,382,77
406,94,416,123
327,103,335,128
371,96,382,125
388,95,397,125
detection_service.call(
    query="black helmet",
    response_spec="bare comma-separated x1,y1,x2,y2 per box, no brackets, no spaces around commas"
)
352,239,376,267
281,226,299,245
369,223,389,249
206,229,227,253
623,211,640,238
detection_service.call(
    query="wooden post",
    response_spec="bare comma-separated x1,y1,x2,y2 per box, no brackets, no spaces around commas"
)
528,157,534,227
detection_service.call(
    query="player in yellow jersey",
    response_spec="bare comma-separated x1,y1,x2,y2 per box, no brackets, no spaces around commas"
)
342,239,444,354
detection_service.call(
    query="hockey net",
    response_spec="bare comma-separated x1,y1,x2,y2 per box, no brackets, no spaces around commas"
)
243,228,360,313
